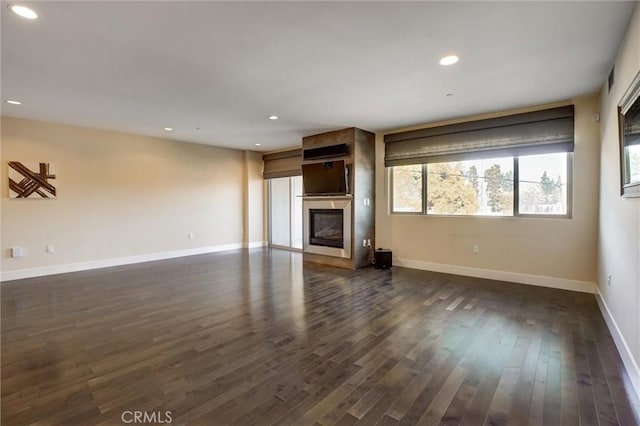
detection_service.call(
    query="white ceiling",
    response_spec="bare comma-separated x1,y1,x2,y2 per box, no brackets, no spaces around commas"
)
1,1,636,152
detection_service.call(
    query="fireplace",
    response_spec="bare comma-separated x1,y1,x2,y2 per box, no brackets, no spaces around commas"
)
300,128,374,269
309,209,344,248
303,197,351,259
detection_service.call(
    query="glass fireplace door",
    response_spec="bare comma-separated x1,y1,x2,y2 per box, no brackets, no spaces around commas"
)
309,209,344,248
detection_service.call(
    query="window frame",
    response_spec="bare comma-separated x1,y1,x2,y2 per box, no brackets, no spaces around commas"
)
389,153,573,219
389,163,426,215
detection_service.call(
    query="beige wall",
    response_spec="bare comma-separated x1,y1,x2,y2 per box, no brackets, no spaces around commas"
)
598,2,640,379
243,150,266,246
375,95,601,289
1,116,264,279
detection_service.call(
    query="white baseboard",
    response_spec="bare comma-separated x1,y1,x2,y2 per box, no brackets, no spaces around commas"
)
245,241,267,249
594,287,640,400
0,243,245,282
394,257,596,294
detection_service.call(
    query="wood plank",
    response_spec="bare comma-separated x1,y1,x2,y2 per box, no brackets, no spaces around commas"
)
1,249,638,425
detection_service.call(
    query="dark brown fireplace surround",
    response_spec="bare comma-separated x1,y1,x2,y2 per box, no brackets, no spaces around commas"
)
302,128,375,269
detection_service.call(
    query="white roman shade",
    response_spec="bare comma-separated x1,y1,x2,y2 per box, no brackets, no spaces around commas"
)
384,105,575,167
262,149,302,179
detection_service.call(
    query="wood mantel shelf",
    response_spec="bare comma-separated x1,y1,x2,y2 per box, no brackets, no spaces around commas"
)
301,194,353,200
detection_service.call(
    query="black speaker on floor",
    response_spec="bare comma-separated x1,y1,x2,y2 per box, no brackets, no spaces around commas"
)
374,249,392,269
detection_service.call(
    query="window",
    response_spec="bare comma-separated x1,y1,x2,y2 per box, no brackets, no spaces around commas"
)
263,149,303,249
391,153,570,217
426,157,514,216
391,164,422,212
519,153,568,215
385,106,574,217
268,176,303,249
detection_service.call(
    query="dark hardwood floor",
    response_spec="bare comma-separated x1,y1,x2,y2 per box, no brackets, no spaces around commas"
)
2,248,639,425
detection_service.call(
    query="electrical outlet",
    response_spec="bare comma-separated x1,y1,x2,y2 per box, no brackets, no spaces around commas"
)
363,239,367,247
367,239,371,247
46,244,55,254
607,273,612,287
472,245,479,254
188,232,194,240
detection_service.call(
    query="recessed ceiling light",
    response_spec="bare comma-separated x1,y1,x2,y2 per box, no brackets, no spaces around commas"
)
10,4,38,20
163,127,173,131
254,143,262,146
439,55,459,66
268,115,279,120
6,99,22,105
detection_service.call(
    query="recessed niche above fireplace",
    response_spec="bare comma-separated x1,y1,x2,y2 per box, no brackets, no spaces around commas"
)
303,143,349,161
301,127,375,269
